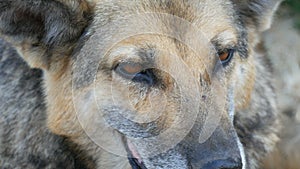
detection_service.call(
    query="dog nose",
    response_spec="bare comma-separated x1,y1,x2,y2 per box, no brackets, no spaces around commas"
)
201,159,242,169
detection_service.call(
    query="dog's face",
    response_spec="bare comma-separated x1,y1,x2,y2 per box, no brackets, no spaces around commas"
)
0,0,281,169
73,2,248,168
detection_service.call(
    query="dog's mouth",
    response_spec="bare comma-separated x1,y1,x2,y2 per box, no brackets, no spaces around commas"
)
125,139,147,169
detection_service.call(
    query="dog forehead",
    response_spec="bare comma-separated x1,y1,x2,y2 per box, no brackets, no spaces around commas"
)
73,0,237,88
91,0,235,37
87,0,237,56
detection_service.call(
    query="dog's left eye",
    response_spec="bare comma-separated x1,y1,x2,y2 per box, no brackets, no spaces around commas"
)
115,62,155,85
218,49,235,65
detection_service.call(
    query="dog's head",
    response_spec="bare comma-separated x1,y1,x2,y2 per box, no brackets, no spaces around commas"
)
0,0,281,168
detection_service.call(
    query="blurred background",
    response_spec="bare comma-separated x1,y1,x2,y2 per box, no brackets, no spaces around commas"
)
284,0,300,29
263,0,300,168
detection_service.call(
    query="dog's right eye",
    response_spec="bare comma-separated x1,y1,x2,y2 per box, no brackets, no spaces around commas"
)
115,62,155,85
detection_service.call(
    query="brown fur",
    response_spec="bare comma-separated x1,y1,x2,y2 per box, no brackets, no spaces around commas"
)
0,0,282,168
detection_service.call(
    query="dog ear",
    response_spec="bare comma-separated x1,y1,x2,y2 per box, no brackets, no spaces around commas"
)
232,0,282,32
0,0,93,69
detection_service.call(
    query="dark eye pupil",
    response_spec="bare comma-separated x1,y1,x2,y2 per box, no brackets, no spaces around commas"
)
115,62,156,86
132,69,155,85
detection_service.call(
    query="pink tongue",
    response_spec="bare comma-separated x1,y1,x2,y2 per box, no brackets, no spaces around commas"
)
127,140,143,164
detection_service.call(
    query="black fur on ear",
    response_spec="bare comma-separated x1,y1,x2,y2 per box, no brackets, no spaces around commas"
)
0,0,93,48
232,0,282,32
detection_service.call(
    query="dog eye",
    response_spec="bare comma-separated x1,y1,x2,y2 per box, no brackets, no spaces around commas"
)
218,49,234,65
115,62,155,85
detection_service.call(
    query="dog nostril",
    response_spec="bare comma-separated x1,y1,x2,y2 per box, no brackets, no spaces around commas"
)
201,159,242,169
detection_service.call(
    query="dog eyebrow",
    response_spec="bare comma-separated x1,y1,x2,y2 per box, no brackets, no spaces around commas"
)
109,44,157,66
210,30,237,50
137,46,157,62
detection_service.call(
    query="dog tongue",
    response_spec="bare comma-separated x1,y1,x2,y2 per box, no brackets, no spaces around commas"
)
127,140,143,164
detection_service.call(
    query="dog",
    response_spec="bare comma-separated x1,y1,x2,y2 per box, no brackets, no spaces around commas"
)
0,0,282,168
